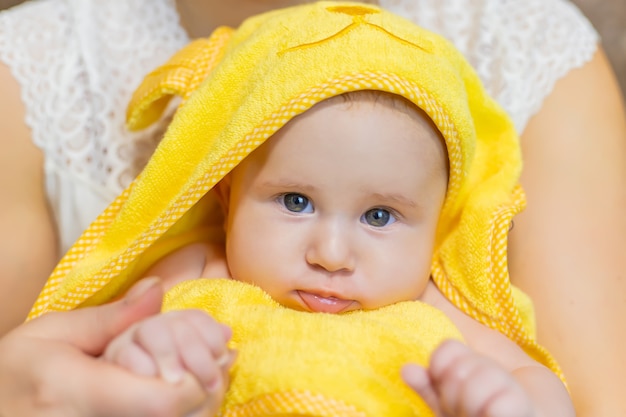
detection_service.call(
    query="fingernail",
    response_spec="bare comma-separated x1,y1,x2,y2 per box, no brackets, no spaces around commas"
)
215,349,237,369
160,365,185,385
125,277,160,304
215,353,230,368
227,349,238,367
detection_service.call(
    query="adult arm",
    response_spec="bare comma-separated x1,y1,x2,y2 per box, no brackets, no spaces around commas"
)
0,61,58,336
508,47,626,416
0,278,221,417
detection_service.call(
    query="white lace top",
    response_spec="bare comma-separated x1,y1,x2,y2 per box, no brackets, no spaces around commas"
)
0,0,598,256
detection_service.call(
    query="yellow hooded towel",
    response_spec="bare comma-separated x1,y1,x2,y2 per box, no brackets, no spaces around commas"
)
28,2,564,415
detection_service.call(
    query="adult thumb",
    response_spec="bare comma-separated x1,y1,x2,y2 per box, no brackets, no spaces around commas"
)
23,277,164,356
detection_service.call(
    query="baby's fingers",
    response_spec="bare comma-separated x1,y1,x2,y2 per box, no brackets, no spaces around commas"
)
102,323,160,378
429,340,532,417
171,311,234,392
133,315,187,384
108,340,159,378
401,364,447,417
183,309,232,364
458,368,532,417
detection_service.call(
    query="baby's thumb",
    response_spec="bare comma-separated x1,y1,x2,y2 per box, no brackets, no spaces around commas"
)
25,277,164,356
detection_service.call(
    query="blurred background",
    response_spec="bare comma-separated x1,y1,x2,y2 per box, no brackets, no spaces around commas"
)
575,0,626,99
1,0,624,99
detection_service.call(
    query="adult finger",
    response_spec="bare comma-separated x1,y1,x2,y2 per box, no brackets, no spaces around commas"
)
23,277,164,356
79,358,210,417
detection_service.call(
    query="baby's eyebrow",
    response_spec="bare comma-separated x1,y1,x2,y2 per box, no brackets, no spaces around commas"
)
259,180,318,193
369,192,419,209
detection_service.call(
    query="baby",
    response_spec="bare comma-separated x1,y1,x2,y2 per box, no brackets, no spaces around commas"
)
104,90,573,416
29,2,574,416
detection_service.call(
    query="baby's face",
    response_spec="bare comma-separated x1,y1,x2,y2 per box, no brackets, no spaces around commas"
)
221,93,448,313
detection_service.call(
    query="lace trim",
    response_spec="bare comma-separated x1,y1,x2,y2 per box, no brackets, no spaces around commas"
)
0,0,188,196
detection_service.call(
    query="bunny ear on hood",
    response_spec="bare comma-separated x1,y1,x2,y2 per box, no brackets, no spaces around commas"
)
29,1,562,380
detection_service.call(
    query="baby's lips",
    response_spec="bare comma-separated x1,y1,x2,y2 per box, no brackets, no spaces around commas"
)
297,290,354,313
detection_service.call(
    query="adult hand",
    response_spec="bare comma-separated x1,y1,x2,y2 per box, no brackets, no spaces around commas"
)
0,278,223,417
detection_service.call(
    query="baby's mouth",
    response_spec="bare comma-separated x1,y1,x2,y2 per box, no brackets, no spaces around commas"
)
297,290,354,314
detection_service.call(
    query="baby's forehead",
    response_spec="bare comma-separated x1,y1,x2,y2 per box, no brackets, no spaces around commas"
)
231,90,449,180
323,90,443,135
320,90,449,171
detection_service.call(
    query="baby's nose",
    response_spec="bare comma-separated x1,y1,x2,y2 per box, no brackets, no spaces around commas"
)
304,219,355,273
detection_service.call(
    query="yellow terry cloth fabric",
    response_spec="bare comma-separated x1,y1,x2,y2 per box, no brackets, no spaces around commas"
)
28,1,565,413
164,278,464,416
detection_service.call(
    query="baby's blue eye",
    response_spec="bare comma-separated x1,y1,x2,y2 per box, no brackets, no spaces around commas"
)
362,208,396,227
282,193,313,213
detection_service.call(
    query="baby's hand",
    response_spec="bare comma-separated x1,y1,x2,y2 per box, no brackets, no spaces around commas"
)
103,309,235,395
402,340,535,417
